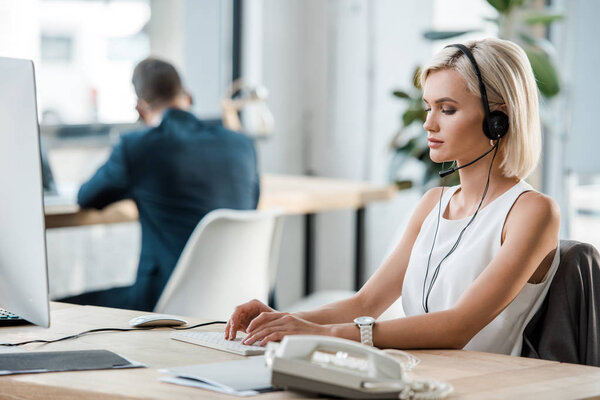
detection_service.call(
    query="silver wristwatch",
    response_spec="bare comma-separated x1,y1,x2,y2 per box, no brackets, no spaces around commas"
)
353,316,376,346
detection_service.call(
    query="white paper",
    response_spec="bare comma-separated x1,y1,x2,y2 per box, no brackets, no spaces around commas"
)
161,376,260,397
160,355,272,395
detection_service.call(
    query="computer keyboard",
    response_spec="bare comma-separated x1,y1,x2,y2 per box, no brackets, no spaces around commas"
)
0,308,26,326
170,331,266,356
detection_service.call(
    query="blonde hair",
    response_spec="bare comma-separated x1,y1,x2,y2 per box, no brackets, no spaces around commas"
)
420,38,541,179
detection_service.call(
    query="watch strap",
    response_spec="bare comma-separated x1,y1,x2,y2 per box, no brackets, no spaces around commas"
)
358,324,373,346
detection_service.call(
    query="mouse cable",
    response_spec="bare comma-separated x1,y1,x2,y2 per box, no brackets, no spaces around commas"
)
0,320,227,347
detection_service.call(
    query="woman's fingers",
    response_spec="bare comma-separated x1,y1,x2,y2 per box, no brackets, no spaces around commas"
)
225,316,241,340
224,319,232,340
247,311,287,333
225,299,277,341
243,327,283,346
227,317,243,340
259,331,286,346
225,303,256,340
243,315,298,345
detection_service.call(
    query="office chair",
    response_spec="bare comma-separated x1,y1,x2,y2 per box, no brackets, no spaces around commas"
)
154,209,284,320
522,240,600,366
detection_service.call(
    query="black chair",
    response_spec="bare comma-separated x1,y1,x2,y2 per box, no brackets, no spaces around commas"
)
522,240,600,366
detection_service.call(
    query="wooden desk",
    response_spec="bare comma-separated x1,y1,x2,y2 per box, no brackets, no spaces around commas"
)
45,174,397,293
1,303,599,399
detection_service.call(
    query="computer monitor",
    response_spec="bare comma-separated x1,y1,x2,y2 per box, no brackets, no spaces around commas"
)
0,57,50,327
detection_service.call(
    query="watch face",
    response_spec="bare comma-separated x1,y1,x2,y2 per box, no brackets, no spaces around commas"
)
354,316,375,326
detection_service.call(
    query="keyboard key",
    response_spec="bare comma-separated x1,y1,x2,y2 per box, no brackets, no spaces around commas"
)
0,309,21,320
0,308,27,325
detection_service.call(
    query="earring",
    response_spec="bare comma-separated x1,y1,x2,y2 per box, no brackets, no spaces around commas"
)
490,139,495,147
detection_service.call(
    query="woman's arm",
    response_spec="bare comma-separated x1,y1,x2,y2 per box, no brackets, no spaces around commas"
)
327,191,560,349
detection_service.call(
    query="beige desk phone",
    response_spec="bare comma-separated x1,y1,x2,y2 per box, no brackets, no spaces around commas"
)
266,335,452,399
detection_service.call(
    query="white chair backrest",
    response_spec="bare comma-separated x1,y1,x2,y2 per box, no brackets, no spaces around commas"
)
154,209,284,320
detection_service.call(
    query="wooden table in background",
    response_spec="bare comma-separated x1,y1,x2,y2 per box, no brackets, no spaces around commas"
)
1,303,599,399
45,174,397,293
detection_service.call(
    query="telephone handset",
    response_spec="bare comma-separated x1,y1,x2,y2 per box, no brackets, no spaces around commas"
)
266,335,452,400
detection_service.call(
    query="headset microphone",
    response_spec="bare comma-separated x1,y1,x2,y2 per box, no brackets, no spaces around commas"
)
438,141,499,178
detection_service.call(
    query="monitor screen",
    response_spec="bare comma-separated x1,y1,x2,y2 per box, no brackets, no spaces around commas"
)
0,57,50,328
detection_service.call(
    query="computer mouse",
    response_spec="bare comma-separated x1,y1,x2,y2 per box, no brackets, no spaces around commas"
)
128,314,188,328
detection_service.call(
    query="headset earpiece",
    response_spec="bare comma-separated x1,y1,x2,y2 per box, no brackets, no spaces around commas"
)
483,110,509,140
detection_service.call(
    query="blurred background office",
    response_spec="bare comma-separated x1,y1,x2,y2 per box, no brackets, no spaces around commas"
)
0,0,598,309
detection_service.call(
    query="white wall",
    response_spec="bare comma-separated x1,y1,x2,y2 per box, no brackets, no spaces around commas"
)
147,0,185,71
183,0,233,118
246,0,328,305
557,0,600,176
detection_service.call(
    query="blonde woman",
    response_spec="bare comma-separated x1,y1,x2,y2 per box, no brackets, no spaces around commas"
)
226,38,560,356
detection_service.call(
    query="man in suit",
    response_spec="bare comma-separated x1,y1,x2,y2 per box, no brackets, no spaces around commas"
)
61,58,260,311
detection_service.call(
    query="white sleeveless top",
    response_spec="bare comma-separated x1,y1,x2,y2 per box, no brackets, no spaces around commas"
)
402,181,560,355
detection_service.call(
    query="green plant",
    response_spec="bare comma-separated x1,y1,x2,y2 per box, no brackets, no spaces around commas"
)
390,0,564,189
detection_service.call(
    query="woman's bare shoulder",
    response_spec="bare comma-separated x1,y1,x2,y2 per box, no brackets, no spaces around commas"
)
513,190,560,219
505,190,560,235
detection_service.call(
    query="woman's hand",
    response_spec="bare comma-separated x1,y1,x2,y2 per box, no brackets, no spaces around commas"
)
224,299,274,340
241,312,331,346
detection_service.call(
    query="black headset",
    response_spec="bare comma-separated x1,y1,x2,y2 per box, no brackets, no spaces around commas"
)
447,43,509,141
422,44,508,312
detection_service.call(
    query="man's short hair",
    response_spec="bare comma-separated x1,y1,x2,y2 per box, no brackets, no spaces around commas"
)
132,58,183,107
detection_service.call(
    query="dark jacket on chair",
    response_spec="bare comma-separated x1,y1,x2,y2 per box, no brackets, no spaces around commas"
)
521,240,600,366
74,109,260,311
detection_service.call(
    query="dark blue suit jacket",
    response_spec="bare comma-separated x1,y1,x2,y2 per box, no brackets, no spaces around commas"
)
77,109,260,310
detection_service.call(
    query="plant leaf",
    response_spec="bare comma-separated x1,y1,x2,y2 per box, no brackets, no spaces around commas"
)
423,166,438,187
412,66,422,89
483,17,500,24
402,108,427,127
519,32,558,60
518,31,538,47
487,0,528,14
522,12,565,26
487,0,510,13
509,0,528,11
412,135,429,159
525,48,560,98
394,180,414,190
422,30,476,40
520,31,559,60
392,90,410,99
394,137,419,153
